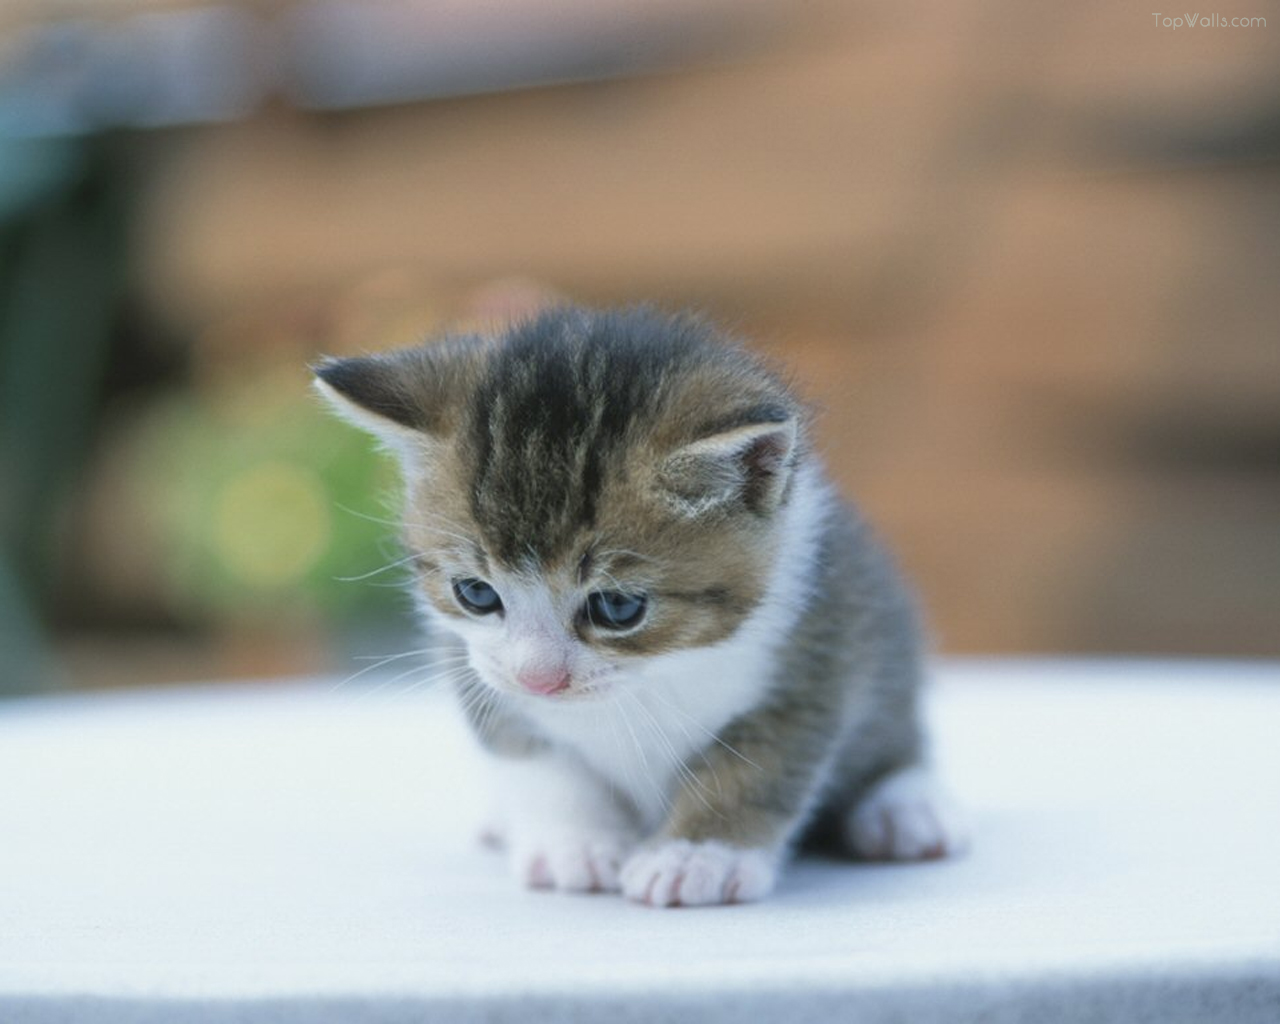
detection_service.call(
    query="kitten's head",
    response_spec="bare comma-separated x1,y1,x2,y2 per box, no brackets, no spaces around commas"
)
315,307,808,701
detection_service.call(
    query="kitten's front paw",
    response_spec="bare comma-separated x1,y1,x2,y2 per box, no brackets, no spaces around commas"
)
844,765,969,861
510,833,633,893
621,840,777,908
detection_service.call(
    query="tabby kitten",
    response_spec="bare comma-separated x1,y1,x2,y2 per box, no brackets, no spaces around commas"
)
315,306,965,907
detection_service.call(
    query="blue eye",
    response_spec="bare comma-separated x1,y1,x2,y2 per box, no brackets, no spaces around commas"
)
453,578,502,615
586,590,647,630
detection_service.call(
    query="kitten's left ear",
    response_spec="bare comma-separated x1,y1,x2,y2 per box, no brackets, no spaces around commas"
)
660,417,798,517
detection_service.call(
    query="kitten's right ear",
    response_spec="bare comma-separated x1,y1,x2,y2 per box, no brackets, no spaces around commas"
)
313,353,425,427
312,350,445,475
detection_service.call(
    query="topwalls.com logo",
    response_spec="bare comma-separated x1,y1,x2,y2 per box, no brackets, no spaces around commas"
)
1152,12,1267,29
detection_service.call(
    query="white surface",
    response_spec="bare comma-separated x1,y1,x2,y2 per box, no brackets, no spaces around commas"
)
1,659,1278,1022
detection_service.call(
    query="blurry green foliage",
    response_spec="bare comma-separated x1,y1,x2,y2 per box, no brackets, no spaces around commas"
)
126,365,410,629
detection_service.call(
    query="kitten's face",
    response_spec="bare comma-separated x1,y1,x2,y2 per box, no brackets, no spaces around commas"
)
402,436,785,702
315,307,805,703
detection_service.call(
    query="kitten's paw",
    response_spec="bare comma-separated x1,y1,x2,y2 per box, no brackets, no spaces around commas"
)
620,840,777,908
510,833,632,893
844,765,969,861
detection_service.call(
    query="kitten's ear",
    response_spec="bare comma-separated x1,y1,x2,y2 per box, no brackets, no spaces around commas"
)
660,417,798,516
312,349,448,475
313,353,429,430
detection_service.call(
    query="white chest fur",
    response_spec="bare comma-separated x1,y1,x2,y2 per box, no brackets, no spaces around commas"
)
527,630,781,829
517,466,831,830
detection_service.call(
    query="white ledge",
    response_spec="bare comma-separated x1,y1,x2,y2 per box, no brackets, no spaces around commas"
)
2,658,1278,1022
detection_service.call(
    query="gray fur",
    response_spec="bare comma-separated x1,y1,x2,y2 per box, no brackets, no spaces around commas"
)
656,500,925,852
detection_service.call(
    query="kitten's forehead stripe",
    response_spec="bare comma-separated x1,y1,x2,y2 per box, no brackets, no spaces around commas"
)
462,307,791,568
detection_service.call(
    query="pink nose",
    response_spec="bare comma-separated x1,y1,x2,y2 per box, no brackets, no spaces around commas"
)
516,668,571,695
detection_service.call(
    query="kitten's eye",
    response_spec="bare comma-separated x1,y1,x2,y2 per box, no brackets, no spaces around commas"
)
453,578,502,616
585,590,647,630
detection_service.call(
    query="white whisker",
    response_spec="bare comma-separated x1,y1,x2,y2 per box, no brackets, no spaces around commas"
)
348,654,470,704
622,689,718,817
332,550,423,583
614,689,672,818
336,502,477,550
595,546,665,567
387,664,475,703
633,686,723,799
646,687,763,772
328,645,446,692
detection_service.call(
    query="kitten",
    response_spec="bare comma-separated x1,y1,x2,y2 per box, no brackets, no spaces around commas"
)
314,306,965,907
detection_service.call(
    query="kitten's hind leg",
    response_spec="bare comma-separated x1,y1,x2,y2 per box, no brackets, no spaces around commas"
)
841,764,969,861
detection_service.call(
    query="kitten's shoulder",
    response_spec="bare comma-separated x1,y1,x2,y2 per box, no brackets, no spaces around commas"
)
766,456,924,691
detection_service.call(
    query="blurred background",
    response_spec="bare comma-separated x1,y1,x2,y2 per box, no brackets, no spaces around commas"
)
0,0,1276,696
